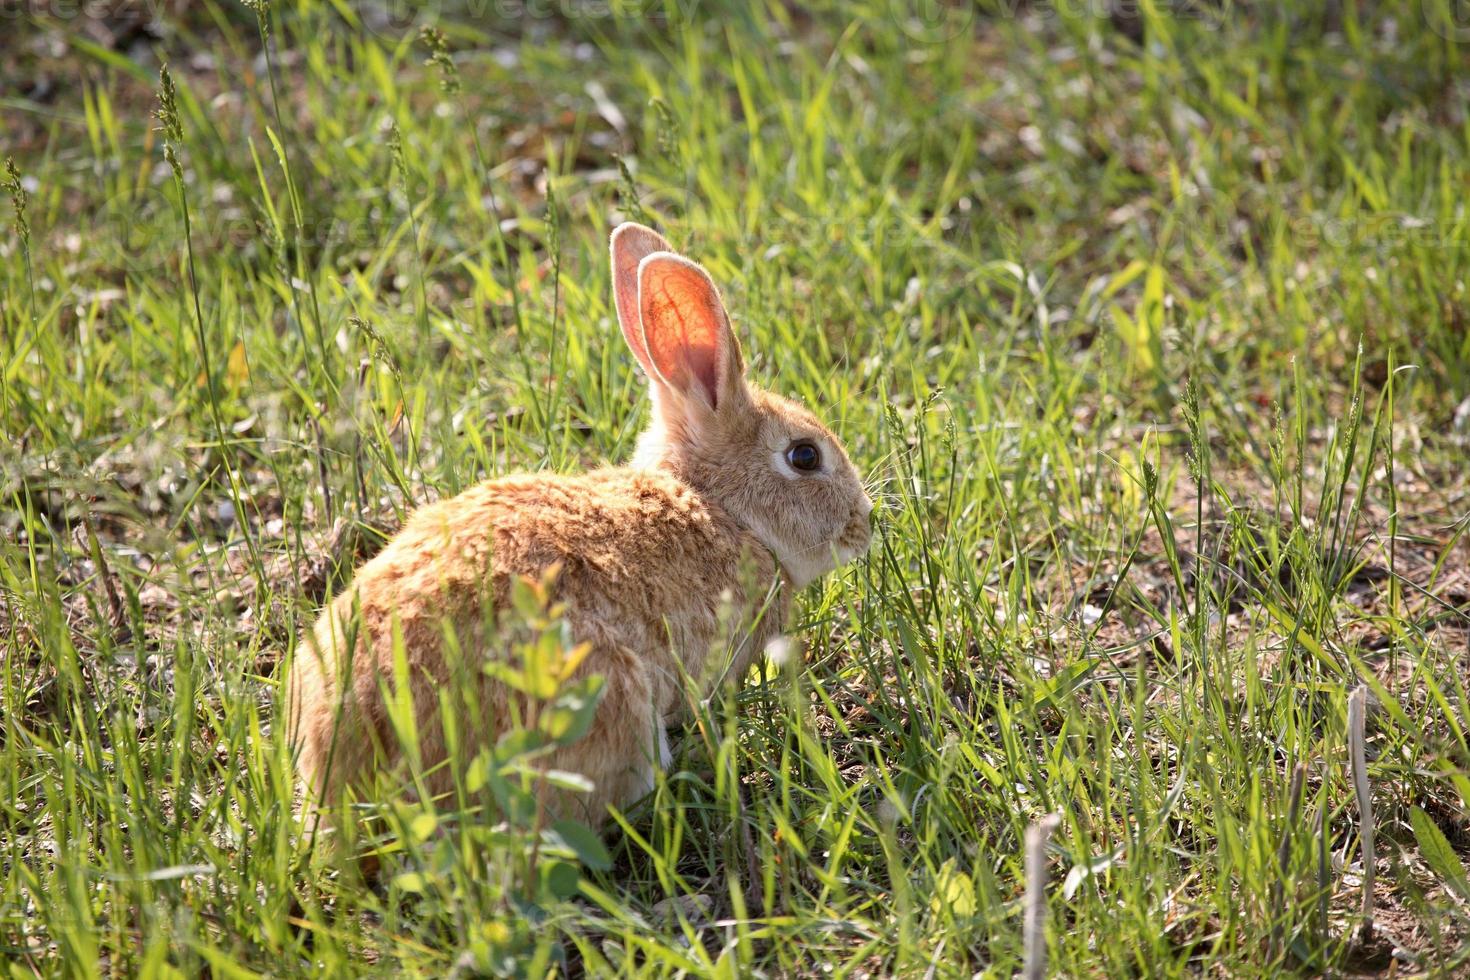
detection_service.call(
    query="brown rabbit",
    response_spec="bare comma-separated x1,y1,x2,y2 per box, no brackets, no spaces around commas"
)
286,222,874,826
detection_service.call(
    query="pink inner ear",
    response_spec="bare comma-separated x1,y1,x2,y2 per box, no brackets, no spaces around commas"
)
610,224,671,377
639,256,727,409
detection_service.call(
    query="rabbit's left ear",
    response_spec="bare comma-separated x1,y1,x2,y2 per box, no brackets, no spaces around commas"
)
636,252,748,413
610,222,672,380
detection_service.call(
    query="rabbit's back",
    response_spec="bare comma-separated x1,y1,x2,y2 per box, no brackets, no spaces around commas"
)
288,467,784,814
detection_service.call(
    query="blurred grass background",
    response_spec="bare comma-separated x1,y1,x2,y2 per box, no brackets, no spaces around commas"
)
3,0,1470,975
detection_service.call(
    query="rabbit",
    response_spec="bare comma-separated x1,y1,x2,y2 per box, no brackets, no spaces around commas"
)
286,222,874,827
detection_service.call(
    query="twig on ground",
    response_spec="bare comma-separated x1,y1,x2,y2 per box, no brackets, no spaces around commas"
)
1347,684,1375,943
1023,812,1062,980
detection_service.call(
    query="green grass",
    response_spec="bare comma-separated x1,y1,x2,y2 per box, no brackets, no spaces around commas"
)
4,0,1470,975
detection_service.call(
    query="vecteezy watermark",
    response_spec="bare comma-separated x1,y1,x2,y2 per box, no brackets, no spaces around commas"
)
93,182,399,282
0,0,672,39
1423,0,1470,41
351,0,670,43
884,0,1228,46
1061,0,1221,20
1285,211,1463,252
0,0,216,25
890,0,976,44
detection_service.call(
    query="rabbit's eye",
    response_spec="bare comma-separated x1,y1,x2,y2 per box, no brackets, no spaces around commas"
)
786,441,822,473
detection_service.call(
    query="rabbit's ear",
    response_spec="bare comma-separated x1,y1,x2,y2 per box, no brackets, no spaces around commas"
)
610,222,672,378
636,252,747,412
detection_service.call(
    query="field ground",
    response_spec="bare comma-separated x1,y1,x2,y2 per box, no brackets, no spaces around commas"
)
4,1,1470,975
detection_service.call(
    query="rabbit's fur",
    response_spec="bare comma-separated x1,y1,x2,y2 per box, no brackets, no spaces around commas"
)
287,223,873,826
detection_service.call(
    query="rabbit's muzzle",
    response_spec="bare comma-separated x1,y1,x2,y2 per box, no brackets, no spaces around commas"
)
835,502,875,564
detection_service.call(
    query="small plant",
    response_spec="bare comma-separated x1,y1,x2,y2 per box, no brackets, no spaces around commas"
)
330,566,611,974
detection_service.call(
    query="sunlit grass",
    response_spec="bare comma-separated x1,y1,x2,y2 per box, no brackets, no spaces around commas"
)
3,0,1469,974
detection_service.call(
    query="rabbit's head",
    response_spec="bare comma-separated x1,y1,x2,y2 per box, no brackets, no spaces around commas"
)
611,222,873,588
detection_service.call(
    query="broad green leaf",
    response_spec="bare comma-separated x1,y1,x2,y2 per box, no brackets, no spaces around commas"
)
928,858,976,918
541,859,580,900
550,819,613,871
1409,806,1470,901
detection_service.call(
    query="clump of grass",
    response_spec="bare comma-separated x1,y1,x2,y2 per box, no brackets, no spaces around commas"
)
2,1,1469,974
